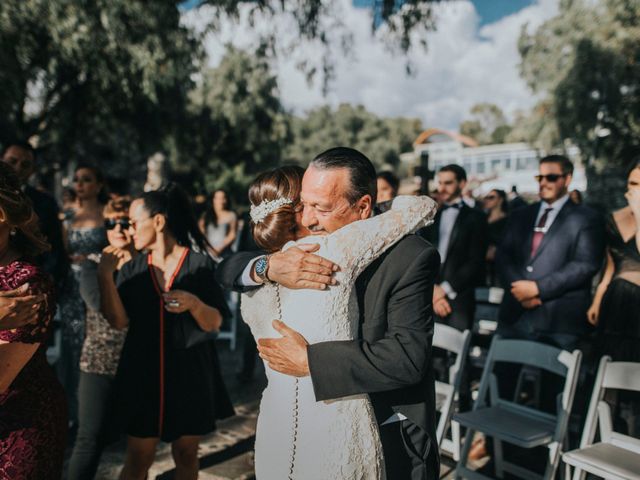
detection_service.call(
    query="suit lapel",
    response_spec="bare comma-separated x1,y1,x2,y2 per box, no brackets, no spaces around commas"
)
445,205,469,262
531,200,573,262
523,203,541,259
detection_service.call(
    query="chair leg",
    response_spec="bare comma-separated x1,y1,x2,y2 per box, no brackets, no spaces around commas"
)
543,442,560,480
455,427,476,479
452,420,461,461
494,438,504,479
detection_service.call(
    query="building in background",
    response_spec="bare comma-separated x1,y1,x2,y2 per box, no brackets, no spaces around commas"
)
404,128,585,195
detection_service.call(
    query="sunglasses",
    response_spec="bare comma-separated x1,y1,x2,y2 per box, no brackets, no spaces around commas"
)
104,218,131,230
535,174,566,183
484,195,497,200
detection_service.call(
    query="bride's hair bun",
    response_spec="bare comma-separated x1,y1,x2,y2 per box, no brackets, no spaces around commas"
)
248,166,304,252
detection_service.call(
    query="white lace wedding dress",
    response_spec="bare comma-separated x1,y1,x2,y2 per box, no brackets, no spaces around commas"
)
241,195,437,480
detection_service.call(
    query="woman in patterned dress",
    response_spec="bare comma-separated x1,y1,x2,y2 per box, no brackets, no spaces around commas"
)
0,162,67,479
67,196,136,479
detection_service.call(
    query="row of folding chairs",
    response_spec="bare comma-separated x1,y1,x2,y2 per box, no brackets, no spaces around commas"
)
433,324,640,480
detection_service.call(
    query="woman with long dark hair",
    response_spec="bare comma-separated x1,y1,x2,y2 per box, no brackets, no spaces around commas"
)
0,162,67,479
588,159,640,435
483,188,509,286
99,183,233,480
59,164,109,425
199,189,238,259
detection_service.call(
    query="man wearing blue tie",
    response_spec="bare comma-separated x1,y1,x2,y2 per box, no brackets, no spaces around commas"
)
496,155,604,351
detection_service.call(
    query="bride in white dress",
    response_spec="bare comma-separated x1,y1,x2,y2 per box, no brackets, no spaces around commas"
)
241,166,437,479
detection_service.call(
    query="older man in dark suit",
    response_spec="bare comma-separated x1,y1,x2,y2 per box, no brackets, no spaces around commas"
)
496,155,604,351
217,148,440,479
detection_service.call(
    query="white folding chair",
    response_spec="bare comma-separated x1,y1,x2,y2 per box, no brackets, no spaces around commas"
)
563,356,640,480
433,323,472,461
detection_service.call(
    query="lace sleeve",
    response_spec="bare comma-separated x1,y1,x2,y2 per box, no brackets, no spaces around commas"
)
321,195,437,278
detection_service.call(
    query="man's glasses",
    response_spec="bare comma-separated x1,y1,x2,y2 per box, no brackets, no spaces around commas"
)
535,174,566,183
104,218,131,230
484,195,497,200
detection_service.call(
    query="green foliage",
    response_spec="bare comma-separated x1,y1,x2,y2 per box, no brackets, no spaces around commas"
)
178,45,291,202
0,0,199,178
284,104,423,170
459,103,511,145
517,0,640,167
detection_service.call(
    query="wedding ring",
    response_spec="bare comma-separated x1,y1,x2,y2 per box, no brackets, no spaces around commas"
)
168,300,180,307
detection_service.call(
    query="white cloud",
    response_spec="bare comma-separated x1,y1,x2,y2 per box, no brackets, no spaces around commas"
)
182,0,559,130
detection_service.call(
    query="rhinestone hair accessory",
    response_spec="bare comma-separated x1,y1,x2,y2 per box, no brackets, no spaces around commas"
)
250,197,293,224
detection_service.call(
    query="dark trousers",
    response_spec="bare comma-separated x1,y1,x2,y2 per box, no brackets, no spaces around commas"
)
67,372,115,480
379,420,439,480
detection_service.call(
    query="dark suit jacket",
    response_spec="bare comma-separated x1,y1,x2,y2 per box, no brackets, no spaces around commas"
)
496,200,604,337
215,235,441,463
417,204,488,330
25,185,68,287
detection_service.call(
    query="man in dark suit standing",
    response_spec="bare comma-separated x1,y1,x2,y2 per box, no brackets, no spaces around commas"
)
496,155,604,351
217,148,440,479
418,164,488,331
1,142,68,288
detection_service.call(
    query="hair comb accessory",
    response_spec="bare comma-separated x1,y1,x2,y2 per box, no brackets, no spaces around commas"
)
250,197,293,224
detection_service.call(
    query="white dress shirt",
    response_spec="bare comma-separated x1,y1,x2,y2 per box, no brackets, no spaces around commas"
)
535,194,570,231
438,201,462,264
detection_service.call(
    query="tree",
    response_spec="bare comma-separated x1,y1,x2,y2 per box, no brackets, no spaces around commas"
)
517,0,640,207
459,103,512,145
0,0,200,180
178,45,291,202
199,0,441,89
284,104,423,170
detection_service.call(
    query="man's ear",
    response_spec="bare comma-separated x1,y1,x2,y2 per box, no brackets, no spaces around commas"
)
564,174,573,189
358,195,374,219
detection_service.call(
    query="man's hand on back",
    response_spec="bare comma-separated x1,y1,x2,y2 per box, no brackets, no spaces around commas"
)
265,244,339,290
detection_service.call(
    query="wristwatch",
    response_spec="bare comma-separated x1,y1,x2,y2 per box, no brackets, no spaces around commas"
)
254,255,271,284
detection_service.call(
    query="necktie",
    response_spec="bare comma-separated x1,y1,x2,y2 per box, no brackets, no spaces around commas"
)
530,207,553,258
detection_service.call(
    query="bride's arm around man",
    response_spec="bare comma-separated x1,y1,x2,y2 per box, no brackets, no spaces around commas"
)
217,147,441,479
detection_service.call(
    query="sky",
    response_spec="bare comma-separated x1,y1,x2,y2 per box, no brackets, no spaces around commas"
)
181,0,558,131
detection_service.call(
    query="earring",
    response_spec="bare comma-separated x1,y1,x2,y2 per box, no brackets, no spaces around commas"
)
9,229,17,236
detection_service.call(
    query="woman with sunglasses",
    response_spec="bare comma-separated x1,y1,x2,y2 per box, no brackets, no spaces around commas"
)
99,183,233,480
58,164,109,427
483,189,509,286
67,197,135,480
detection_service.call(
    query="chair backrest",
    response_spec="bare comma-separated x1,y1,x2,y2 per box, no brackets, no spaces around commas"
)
475,336,582,442
579,356,640,452
433,324,472,456
433,323,472,386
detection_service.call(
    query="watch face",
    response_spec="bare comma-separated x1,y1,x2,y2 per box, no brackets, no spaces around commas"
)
256,257,268,275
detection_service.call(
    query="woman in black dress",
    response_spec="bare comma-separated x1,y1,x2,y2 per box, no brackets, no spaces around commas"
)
99,183,233,480
483,189,508,287
588,159,640,435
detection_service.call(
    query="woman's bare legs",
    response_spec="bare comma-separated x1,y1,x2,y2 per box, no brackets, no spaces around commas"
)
171,435,201,480
119,436,159,480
